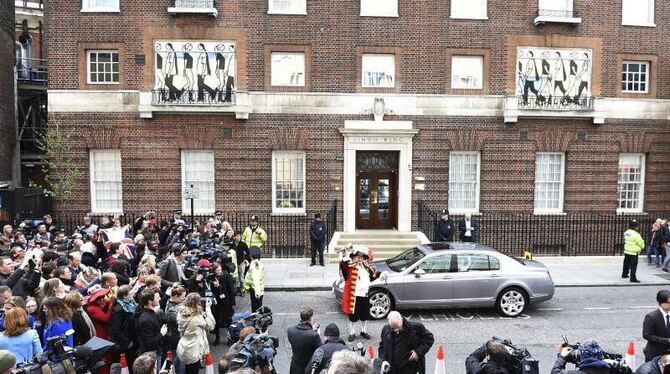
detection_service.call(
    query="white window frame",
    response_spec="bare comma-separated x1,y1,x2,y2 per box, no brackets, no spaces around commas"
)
89,149,123,214
451,55,484,89
268,0,307,15
360,0,399,17
621,61,650,94
361,53,396,88
448,151,481,214
617,153,645,214
181,150,216,215
87,50,120,85
450,0,487,19
534,152,565,214
538,0,573,12
270,52,306,87
621,0,655,27
272,151,306,215
81,0,120,12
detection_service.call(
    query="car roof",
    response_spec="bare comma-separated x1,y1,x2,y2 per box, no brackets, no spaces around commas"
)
420,242,500,254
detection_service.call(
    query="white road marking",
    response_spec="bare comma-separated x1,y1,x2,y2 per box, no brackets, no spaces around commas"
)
584,307,610,310
630,306,657,309
537,308,563,311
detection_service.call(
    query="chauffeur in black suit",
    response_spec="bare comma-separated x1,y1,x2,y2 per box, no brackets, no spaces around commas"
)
643,290,670,361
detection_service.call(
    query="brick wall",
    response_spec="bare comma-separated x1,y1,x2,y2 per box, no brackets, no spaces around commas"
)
50,112,670,218
46,0,670,98
0,0,15,183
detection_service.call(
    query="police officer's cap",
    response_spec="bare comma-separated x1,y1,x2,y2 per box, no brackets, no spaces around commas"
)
172,209,182,214
250,246,262,259
250,215,259,222
214,210,223,215
441,209,449,215
629,219,640,229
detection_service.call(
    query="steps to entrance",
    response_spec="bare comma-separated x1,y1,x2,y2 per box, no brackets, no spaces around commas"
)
327,231,424,261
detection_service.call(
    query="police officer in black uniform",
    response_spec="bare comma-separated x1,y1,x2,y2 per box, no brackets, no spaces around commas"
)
436,209,455,242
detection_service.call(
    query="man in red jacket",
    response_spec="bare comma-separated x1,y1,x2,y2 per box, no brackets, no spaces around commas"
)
339,245,379,342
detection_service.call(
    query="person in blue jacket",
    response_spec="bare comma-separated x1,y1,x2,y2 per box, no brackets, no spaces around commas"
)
41,297,73,350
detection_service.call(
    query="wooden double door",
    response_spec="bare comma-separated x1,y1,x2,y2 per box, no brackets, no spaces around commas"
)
355,151,399,229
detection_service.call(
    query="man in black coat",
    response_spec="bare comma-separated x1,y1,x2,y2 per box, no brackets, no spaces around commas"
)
287,307,322,374
135,288,163,357
635,354,670,374
643,290,670,361
309,213,327,267
379,311,435,374
305,323,348,374
156,244,188,288
436,209,455,242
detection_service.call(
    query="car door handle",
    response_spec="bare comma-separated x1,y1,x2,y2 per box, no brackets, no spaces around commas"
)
443,275,452,279
490,274,500,278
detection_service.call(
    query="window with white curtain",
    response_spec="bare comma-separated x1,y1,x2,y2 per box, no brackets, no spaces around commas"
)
82,0,119,11
268,0,306,14
272,151,306,214
448,152,481,213
362,54,395,88
360,0,398,17
271,52,305,86
617,153,645,213
451,0,487,19
451,56,483,89
181,150,215,214
538,0,572,14
622,0,654,26
534,153,565,214
90,150,123,214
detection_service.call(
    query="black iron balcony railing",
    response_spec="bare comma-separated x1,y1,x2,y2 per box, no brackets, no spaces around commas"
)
516,95,594,111
537,8,579,18
16,57,47,85
151,89,236,105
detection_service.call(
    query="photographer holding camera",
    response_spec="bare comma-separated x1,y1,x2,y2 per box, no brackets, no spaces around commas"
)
636,354,670,374
466,340,513,374
176,293,215,374
551,340,611,374
287,307,322,374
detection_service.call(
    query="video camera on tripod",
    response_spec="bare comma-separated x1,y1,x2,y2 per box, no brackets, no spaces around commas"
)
228,333,279,374
12,331,114,374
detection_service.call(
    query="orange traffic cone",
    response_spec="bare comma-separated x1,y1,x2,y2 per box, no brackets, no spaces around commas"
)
625,340,637,371
368,345,375,360
204,352,215,374
434,345,446,374
120,353,130,374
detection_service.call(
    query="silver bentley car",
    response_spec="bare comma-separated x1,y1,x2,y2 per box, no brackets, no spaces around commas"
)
333,243,555,319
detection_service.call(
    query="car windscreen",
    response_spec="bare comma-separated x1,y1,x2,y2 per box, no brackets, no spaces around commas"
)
386,247,425,272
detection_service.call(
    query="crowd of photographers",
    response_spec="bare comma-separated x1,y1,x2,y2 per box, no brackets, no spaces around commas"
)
0,210,277,374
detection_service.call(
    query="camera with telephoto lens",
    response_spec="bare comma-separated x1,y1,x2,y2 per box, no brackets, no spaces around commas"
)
227,307,274,343
561,336,632,374
228,333,279,373
491,336,539,374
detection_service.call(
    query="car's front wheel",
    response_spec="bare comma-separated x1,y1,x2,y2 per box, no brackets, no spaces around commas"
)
368,289,392,320
495,287,528,317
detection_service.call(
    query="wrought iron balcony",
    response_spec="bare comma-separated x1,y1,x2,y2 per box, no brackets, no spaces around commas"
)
504,95,605,125
16,57,47,87
168,0,218,17
139,90,250,119
534,8,581,25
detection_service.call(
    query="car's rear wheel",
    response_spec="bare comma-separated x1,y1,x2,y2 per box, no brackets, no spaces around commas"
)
368,289,392,320
495,287,528,317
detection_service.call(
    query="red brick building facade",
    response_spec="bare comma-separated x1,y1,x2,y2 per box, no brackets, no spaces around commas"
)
46,0,670,233
0,1,15,185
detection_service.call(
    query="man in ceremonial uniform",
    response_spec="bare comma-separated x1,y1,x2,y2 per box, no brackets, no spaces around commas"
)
339,244,380,342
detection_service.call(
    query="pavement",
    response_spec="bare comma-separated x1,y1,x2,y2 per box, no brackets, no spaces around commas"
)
261,255,670,290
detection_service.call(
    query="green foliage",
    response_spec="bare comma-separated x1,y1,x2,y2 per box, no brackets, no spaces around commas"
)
36,123,79,201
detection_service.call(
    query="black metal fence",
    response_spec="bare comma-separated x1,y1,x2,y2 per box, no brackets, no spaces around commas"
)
0,188,53,224
14,200,338,259
418,200,664,257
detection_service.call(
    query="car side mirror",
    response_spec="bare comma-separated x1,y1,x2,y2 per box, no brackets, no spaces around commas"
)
414,268,426,277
